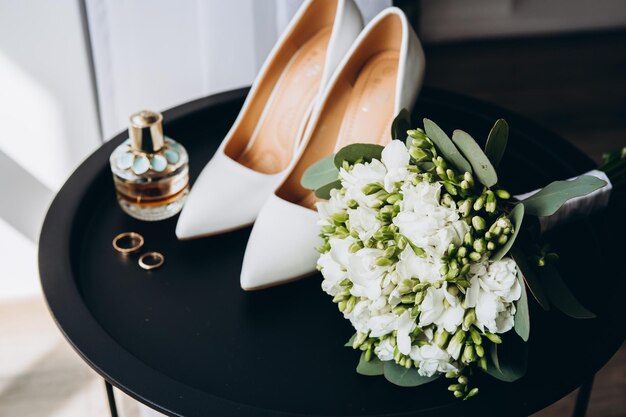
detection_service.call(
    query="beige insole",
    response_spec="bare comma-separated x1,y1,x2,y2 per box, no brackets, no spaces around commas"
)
297,50,400,209
238,28,331,174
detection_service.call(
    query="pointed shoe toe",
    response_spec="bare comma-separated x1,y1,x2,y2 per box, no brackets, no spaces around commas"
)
176,153,282,239
240,195,321,290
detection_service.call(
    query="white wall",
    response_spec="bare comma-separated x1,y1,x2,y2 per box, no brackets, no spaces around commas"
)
0,0,100,300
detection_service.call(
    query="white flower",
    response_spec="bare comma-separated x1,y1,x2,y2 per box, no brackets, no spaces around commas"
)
368,313,397,338
393,199,468,258
410,344,457,377
344,299,372,333
375,338,395,361
396,247,443,284
401,181,442,211
381,140,410,192
465,257,521,334
316,188,347,225
347,248,388,300
418,286,445,327
347,206,381,241
395,311,415,355
479,258,521,303
318,252,345,296
340,159,386,207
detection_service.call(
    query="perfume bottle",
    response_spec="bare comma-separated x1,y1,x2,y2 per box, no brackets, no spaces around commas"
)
109,111,189,221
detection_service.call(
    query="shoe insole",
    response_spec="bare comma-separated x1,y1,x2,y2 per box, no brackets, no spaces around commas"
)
297,50,400,209
238,28,332,174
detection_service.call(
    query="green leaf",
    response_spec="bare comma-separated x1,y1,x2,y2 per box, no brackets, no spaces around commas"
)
539,263,596,319
514,268,530,342
356,353,384,376
344,334,357,347
383,361,439,387
485,119,509,168
492,203,524,261
520,175,607,217
391,108,411,142
451,129,498,187
314,180,342,200
511,247,550,311
334,143,385,169
423,119,473,174
485,339,527,382
301,155,339,190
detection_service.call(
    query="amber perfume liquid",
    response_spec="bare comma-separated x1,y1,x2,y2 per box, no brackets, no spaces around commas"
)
110,111,190,221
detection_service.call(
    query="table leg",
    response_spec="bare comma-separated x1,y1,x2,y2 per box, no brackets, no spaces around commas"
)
104,380,119,417
572,376,594,417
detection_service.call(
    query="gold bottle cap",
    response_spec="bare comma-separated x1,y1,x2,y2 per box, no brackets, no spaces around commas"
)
129,110,165,153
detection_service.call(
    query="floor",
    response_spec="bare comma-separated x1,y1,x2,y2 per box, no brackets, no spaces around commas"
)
2,30,625,417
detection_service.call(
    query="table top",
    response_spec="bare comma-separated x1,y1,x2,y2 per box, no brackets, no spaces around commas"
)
39,87,626,417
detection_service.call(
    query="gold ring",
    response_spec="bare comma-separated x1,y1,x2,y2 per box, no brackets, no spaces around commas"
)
112,232,144,254
138,251,165,270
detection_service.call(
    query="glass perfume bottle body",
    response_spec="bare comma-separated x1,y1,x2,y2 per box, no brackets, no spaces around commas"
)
109,111,189,221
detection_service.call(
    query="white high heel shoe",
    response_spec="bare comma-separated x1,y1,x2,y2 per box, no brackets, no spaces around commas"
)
241,7,426,290
176,0,363,239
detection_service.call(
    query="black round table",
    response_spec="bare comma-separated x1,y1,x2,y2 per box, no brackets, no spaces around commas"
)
39,87,626,417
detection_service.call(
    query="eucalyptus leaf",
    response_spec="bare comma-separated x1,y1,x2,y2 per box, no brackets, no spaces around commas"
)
514,268,530,342
451,129,498,187
391,108,411,142
344,334,357,347
301,155,338,190
539,263,596,319
484,339,527,383
315,180,342,200
511,247,551,311
520,175,607,217
485,119,509,168
492,203,524,261
334,143,384,169
356,353,384,376
423,118,473,174
383,361,439,387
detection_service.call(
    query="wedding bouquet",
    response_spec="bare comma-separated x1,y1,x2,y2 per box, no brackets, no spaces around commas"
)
301,111,623,399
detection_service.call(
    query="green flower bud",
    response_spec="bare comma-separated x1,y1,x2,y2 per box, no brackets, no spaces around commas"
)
487,241,496,251
475,344,485,358
463,309,476,328
461,344,475,364
446,169,456,181
331,212,348,224
496,217,512,229
414,291,425,305
469,251,482,262
345,296,357,314
485,191,496,213
362,183,382,195
473,238,486,253
445,371,458,379
464,172,474,185
457,246,468,259
478,356,488,371
347,199,358,209
434,330,450,347
392,305,407,316
464,387,479,400
386,193,402,204
459,199,472,217
464,232,474,246
460,180,470,190
410,305,420,318
374,256,393,267
405,358,413,369
448,384,464,392
472,216,486,231
338,300,347,312
485,333,502,344
349,241,363,253
401,294,415,304
497,234,508,245
454,390,464,398
321,225,335,234
398,356,406,367
340,278,352,287
495,189,511,199
473,195,485,211
353,332,368,349
443,182,458,196
458,375,469,385
448,330,466,360
470,328,482,345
